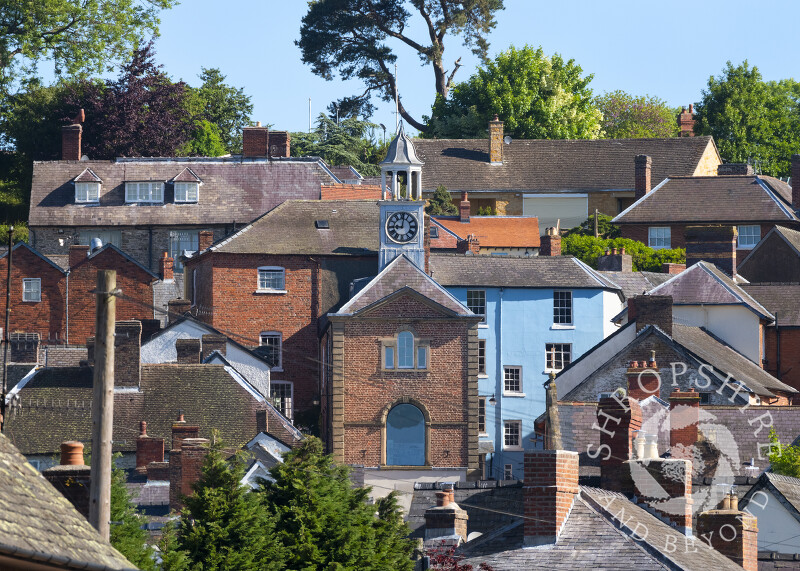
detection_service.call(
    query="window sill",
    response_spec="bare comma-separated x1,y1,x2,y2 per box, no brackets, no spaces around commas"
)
478,323,489,329
550,324,575,330
543,369,564,375
270,367,284,373
479,432,490,438
503,392,526,398
75,201,99,205
125,201,164,205
504,446,524,452
478,373,489,379
174,200,199,204
22,300,41,303
254,289,287,295
737,244,756,250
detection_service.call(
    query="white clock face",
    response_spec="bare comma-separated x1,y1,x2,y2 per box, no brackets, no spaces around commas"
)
386,211,419,244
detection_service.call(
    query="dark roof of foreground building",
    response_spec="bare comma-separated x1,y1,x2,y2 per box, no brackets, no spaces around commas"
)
429,253,621,290
613,175,799,224
29,158,336,227
598,270,672,299
0,432,136,570
5,363,280,456
413,136,717,192
409,484,742,570
204,199,381,256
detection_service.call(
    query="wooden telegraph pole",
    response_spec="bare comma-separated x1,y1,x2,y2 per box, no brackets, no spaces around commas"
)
89,270,116,540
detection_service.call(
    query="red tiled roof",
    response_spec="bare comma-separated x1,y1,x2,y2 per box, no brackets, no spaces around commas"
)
320,184,383,200
433,216,540,248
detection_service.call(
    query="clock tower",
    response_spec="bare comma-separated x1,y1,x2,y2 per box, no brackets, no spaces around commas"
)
379,124,426,271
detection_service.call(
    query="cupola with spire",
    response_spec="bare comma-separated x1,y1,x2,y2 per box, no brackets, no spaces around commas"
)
380,123,424,200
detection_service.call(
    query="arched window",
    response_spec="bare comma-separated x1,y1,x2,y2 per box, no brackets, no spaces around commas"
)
383,331,429,370
386,404,425,466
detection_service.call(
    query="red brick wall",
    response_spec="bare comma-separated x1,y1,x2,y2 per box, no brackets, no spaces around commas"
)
339,302,473,469
764,327,800,394
192,253,321,413
669,389,700,459
622,223,770,261
67,248,155,344
523,450,579,545
598,396,642,491
0,246,66,342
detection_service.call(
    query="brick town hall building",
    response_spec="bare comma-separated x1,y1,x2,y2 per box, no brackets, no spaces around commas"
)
321,126,483,495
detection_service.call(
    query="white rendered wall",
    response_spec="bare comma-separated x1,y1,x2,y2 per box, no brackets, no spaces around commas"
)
744,489,800,555
672,305,761,363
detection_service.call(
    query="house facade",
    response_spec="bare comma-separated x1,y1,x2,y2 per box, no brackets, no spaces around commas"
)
429,254,623,480
413,116,720,229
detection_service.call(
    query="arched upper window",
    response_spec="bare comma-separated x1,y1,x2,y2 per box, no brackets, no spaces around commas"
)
383,331,429,370
386,404,425,466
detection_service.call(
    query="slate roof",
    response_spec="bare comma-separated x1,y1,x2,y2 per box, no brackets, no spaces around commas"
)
0,432,136,570
598,270,672,299
672,324,796,396
413,485,742,570
432,216,541,248
0,241,67,273
5,363,271,455
327,165,364,181
429,253,621,290
648,262,772,319
29,158,335,227
739,224,800,269
336,255,472,316
381,124,423,166
613,175,800,224
413,136,716,192
742,472,800,525
205,199,381,256
741,284,800,326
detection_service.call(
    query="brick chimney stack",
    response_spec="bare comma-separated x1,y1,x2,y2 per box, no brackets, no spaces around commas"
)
677,105,696,137
176,338,201,364
634,155,652,200
268,131,291,158
61,109,85,161
523,449,579,546
685,225,737,276
598,394,642,491
201,334,226,361
167,299,191,324
540,227,561,257
792,155,800,211
114,321,142,389
242,123,269,157
717,163,754,176
459,191,470,223
424,484,469,542
456,234,480,254
135,421,165,475
597,247,632,272
198,230,214,252
669,388,700,460
43,441,91,519
627,295,673,336
9,332,40,364
161,252,174,281
489,114,504,165
697,493,758,571
626,353,660,400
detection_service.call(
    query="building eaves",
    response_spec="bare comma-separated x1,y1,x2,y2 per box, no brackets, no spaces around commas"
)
1,242,67,274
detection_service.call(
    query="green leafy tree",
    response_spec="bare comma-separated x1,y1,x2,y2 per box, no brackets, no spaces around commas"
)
186,68,253,154
0,0,175,100
174,439,285,570
426,45,601,140
426,185,458,215
263,437,415,571
767,428,800,478
292,114,385,176
694,61,800,177
565,213,621,239
110,459,156,570
562,233,685,272
297,0,505,130
178,120,227,157
596,90,679,139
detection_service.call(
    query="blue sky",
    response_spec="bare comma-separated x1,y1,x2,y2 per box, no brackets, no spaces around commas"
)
148,0,799,136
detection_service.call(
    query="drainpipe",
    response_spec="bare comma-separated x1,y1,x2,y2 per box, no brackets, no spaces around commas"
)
148,227,153,272
65,269,70,344
496,287,504,476
776,312,781,380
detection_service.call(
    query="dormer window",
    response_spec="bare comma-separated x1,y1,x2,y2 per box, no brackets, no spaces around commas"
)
125,182,164,203
75,182,100,203
174,182,199,202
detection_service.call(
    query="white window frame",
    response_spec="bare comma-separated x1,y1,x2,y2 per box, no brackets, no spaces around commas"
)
174,181,199,203
737,225,760,249
259,331,282,370
503,366,523,395
553,290,573,326
504,421,522,450
467,289,486,323
270,380,293,420
383,331,429,371
478,339,487,376
648,226,671,249
125,182,164,203
478,396,487,434
74,182,100,203
398,331,414,369
545,343,572,372
504,464,514,481
22,278,41,302
257,267,286,293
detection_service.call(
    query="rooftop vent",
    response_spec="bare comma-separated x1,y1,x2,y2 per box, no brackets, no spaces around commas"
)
315,220,330,229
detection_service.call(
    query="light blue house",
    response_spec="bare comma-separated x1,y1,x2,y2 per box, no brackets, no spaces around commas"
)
429,253,623,480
